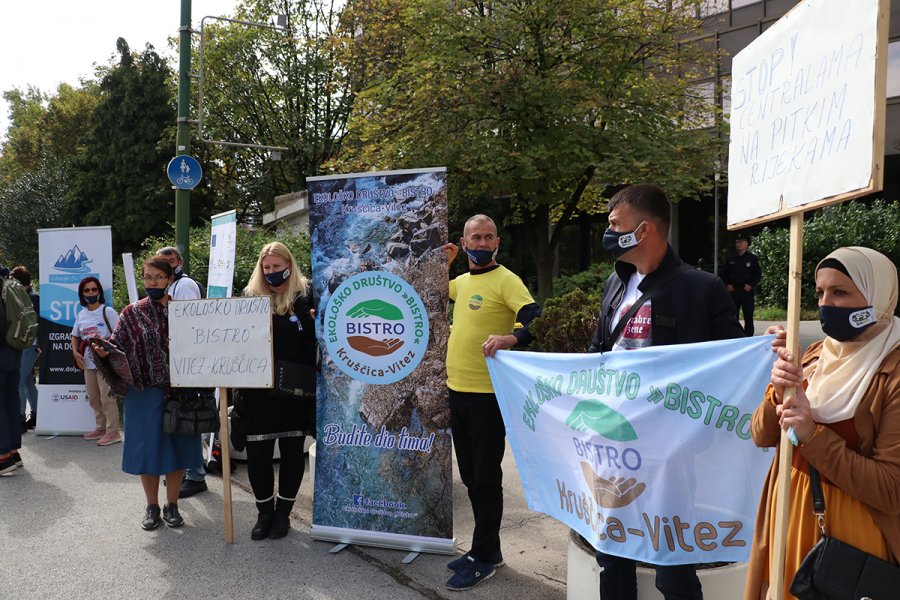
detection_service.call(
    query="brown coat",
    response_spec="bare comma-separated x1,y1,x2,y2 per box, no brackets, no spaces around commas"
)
744,342,900,600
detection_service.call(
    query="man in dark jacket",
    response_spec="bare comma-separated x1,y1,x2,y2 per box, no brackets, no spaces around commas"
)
588,184,744,600
722,233,762,336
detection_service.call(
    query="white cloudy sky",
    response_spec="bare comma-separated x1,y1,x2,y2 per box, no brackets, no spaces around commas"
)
0,0,239,139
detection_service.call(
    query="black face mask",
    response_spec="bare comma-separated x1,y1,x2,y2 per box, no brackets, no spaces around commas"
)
146,287,167,301
602,223,643,259
464,247,498,267
819,305,877,341
264,267,291,287
83,295,100,305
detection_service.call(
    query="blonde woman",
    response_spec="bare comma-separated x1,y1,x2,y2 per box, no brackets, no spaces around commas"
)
234,242,317,540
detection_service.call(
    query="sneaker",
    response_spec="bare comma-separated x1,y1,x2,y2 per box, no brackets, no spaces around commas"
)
179,478,208,499
448,550,505,573
0,456,16,476
162,504,184,528
83,429,105,441
142,504,161,530
11,452,22,469
97,432,122,446
446,556,496,591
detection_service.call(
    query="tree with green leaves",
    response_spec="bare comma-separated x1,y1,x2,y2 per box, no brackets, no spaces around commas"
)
0,83,99,182
0,159,70,268
197,0,352,221
65,38,217,251
334,0,721,299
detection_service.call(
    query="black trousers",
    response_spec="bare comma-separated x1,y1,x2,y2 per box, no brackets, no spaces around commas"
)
449,389,506,563
246,436,306,503
596,551,702,600
730,289,755,337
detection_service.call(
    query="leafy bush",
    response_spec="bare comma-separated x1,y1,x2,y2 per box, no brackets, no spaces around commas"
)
110,223,311,309
531,287,600,353
551,262,614,298
753,200,900,311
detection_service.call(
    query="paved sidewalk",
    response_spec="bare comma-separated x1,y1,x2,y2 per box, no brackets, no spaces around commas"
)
2,323,823,599
0,433,568,600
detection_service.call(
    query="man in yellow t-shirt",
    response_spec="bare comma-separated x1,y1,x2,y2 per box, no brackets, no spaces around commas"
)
441,214,541,591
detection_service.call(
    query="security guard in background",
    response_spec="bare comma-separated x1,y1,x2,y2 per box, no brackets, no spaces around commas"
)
723,233,762,336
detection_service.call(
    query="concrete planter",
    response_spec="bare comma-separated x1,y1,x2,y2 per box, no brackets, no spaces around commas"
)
566,530,748,600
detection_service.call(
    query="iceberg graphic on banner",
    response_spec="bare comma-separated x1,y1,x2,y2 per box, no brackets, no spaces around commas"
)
54,245,92,273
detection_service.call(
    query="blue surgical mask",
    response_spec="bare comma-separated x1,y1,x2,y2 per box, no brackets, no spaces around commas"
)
265,267,291,287
464,247,497,267
602,222,644,259
819,305,877,341
146,287,167,301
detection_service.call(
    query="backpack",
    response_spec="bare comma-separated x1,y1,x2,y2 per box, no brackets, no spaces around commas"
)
0,278,39,350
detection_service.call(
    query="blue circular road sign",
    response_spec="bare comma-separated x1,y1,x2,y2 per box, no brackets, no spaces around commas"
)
167,155,203,190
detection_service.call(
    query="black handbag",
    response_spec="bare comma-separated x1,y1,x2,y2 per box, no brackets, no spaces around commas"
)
272,360,317,400
163,388,219,435
790,464,900,600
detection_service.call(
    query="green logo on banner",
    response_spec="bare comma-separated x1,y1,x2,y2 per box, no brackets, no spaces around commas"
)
566,400,638,442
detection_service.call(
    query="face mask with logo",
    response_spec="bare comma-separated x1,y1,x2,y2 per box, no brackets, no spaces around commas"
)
173,265,183,277
464,247,498,267
819,305,877,341
265,267,291,287
602,222,644,259
145,287,167,301
84,295,100,305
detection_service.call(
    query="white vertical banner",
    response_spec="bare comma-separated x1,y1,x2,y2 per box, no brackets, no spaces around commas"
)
36,226,113,435
121,252,139,305
207,210,237,299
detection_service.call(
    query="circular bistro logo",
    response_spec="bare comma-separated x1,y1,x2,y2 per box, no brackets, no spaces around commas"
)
325,272,429,384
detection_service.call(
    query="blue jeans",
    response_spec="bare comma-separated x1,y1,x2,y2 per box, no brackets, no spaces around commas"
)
0,362,22,455
19,345,39,416
184,438,207,481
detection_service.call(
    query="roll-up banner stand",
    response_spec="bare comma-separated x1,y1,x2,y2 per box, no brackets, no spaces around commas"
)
36,226,113,435
307,168,453,554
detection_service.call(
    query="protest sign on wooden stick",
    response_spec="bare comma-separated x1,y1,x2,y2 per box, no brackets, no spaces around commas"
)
169,296,274,543
726,0,889,597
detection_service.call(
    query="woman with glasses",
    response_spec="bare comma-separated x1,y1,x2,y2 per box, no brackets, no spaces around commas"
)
93,257,201,530
71,276,120,446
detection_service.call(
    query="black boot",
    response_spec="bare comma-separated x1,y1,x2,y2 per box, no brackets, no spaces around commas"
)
268,496,294,539
26,412,36,430
251,498,275,541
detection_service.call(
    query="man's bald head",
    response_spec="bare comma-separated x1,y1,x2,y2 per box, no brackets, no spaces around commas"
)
463,214,497,237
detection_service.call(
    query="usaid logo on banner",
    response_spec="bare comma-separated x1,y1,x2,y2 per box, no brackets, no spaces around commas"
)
325,271,429,384
49,245,98,284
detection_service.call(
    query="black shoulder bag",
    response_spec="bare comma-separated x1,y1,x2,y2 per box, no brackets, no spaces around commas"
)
164,388,219,435
272,295,317,401
790,464,900,599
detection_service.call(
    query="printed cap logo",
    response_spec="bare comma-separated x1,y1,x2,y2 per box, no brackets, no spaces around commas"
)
325,272,429,384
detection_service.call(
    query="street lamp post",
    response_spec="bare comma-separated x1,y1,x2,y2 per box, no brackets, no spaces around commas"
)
175,0,194,272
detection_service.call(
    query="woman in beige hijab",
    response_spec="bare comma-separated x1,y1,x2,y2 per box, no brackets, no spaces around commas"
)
745,246,900,600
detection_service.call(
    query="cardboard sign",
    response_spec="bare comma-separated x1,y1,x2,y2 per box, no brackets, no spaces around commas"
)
727,0,887,227
168,296,273,388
